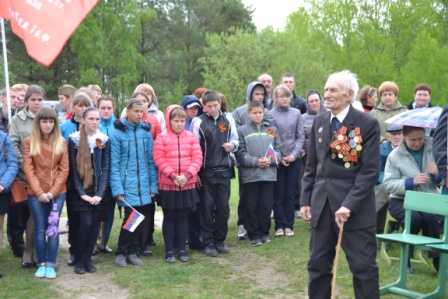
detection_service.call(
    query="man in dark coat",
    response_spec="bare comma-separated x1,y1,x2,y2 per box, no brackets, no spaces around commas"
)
281,73,307,114
433,104,448,188
300,70,380,299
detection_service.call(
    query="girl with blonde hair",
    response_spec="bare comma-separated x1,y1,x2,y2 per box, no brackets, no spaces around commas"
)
23,107,69,279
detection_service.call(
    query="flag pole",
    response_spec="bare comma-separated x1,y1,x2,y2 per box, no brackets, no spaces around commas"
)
0,18,11,123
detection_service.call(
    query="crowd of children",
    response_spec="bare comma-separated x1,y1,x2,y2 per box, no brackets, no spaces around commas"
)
0,73,443,281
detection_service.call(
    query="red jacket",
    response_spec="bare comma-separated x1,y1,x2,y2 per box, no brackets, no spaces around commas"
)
143,112,162,140
153,105,202,191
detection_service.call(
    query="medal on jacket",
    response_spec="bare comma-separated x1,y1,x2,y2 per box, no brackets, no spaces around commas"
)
217,122,228,133
329,126,363,168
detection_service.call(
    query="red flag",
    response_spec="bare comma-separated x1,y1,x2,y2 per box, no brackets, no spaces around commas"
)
0,0,99,67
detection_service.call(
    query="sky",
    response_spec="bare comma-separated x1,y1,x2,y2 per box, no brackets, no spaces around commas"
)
242,0,303,31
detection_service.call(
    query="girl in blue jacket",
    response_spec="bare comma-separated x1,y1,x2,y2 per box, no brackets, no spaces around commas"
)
110,99,157,267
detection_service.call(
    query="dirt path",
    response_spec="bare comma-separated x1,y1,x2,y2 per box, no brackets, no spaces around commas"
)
215,246,307,299
50,217,130,299
49,212,311,299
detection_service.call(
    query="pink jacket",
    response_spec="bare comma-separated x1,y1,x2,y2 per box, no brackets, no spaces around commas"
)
153,105,203,191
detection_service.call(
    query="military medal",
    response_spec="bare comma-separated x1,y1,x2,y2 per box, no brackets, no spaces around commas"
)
329,126,363,168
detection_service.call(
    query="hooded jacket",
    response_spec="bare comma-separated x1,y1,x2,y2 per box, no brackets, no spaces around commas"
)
236,119,280,184
232,82,268,127
153,105,202,191
370,101,407,140
181,95,203,131
109,118,157,207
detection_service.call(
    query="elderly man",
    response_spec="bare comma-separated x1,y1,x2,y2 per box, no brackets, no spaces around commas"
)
258,73,273,109
301,70,380,299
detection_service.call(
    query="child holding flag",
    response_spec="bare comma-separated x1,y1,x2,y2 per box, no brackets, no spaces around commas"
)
236,101,280,246
68,107,110,274
110,99,157,267
267,85,304,237
22,108,69,279
153,105,202,263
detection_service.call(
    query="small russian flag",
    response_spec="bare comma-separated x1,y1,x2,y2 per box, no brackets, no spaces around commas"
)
122,200,145,233
265,143,278,165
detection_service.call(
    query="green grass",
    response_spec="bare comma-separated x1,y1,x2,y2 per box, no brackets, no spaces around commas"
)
0,178,442,298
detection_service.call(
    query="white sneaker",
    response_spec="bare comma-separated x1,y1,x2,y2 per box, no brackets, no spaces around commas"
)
237,225,248,240
275,228,284,237
284,228,295,237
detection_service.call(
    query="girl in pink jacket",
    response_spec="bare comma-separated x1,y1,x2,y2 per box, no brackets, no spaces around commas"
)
153,105,202,263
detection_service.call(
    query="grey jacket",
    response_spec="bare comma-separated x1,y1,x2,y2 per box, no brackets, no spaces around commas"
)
9,108,35,164
383,138,441,200
233,81,269,127
237,120,280,184
266,106,304,160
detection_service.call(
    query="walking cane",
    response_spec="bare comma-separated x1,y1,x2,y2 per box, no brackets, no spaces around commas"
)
331,223,344,299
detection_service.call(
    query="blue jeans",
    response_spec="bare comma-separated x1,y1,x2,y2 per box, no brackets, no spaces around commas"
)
28,193,65,267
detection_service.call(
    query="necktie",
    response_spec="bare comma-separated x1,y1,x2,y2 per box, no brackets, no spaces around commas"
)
330,117,341,135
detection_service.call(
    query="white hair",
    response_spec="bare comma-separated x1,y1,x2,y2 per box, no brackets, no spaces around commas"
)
258,73,272,81
327,70,359,102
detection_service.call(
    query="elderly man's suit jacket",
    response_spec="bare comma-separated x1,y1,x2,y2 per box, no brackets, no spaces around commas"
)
301,105,380,230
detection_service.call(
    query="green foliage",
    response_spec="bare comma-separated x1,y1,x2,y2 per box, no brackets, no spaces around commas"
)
1,0,253,103
2,0,448,108
203,0,448,109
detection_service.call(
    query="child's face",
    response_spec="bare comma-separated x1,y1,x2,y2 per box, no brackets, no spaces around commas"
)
127,104,144,124
73,104,89,119
170,116,186,134
204,100,220,118
387,131,403,147
275,92,291,108
99,100,114,119
248,107,264,125
186,106,199,119
39,119,55,136
84,110,100,133
251,86,265,103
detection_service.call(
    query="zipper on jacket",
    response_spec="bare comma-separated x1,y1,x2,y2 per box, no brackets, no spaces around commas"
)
123,140,130,194
177,135,181,191
134,127,143,206
199,125,207,169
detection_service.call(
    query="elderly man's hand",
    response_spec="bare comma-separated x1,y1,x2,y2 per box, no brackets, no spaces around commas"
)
335,206,351,228
300,206,312,223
